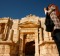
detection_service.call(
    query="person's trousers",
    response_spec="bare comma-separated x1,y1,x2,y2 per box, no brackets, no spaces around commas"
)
53,31,60,55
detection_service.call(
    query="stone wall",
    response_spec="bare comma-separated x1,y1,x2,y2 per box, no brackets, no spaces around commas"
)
0,15,59,56
39,18,59,56
0,45,10,56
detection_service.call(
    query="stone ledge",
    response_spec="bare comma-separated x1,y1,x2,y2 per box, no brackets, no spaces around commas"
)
39,40,55,46
0,41,17,45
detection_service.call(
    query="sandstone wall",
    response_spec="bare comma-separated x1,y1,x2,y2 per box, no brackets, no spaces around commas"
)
39,18,59,56
0,16,59,56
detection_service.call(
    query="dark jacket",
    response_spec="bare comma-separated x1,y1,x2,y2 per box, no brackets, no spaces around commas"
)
45,13,55,32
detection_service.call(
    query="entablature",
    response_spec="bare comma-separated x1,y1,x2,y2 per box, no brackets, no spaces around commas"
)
0,18,10,24
19,21,41,28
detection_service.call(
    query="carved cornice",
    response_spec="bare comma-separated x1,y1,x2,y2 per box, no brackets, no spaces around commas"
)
19,21,40,28
0,18,10,23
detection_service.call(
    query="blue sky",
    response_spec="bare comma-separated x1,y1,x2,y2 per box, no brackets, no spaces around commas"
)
0,0,60,19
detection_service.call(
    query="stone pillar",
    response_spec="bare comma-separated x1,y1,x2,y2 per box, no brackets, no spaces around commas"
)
0,24,2,41
3,23,8,40
43,30,49,41
4,24,7,34
13,29,19,43
7,29,13,41
35,29,39,56
39,28,43,43
19,33,25,56
0,24,1,32
0,34,2,41
48,32,52,41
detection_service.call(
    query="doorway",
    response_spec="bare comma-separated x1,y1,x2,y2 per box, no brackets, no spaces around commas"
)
25,41,35,56
23,34,35,56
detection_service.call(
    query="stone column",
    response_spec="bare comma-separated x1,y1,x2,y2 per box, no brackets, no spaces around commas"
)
7,29,13,41
43,30,49,41
19,33,25,56
0,24,3,41
13,29,19,43
43,25,50,41
48,32,52,41
0,24,1,32
39,28,43,43
35,29,39,56
3,23,8,40
4,24,7,34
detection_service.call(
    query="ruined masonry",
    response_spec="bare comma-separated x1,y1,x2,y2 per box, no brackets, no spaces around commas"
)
0,14,59,56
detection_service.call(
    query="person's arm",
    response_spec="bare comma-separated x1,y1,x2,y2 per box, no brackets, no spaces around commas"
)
48,8,55,14
44,7,55,15
44,8,48,15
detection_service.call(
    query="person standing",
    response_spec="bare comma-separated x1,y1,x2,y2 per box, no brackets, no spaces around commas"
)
44,4,60,55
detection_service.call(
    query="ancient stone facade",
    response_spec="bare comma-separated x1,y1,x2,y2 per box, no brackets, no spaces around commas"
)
0,15,59,56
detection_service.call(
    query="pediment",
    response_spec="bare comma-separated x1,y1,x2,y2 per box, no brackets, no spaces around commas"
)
19,21,40,28
20,21,36,25
19,14,41,28
20,14,40,23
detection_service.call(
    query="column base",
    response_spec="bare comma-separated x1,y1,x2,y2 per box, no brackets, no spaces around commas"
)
35,53,39,56
19,53,25,56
